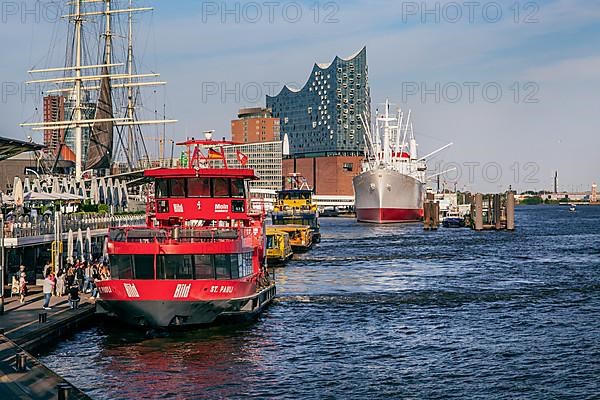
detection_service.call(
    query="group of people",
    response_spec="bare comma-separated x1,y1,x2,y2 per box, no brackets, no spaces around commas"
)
12,259,111,310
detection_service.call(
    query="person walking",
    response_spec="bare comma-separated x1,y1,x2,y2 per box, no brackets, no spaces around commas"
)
42,273,55,310
18,272,27,304
56,269,66,296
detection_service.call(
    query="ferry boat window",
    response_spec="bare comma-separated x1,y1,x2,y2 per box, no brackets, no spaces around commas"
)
188,177,211,197
109,255,133,279
230,254,240,279
230,179,246,198
214,254,231,279
194,255,214,279
240,252,253,277
157,255,193,279
170,178,186,198
133,255,155,280
213,178,230,197
156,179,169,198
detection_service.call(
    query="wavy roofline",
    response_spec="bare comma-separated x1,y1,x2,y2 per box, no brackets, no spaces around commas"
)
267,46,366,99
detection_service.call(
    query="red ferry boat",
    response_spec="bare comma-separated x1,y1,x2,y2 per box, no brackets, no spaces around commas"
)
96,137,276,328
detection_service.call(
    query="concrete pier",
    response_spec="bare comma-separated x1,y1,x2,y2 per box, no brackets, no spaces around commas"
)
0,288,94,399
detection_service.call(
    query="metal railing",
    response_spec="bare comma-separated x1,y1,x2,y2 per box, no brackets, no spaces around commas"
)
2,213,146,239
109,225,256,245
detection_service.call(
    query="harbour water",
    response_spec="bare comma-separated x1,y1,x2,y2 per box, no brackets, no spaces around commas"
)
39,206,600,399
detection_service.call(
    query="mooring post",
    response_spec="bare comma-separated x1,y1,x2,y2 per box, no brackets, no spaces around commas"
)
15,353,27,371
475,193,483,231
494,194,502,230
432,201,440,229
57,383,72,400
506,192,515,231
423,201,430,230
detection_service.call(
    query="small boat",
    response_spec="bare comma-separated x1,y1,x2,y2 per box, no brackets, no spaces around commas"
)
320,207,340,217
266,228,293,266
569,204,576,212
272,174,321,243
270,225,313,253
442,210,465,228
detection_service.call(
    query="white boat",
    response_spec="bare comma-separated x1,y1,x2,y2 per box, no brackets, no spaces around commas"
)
353,100,452,223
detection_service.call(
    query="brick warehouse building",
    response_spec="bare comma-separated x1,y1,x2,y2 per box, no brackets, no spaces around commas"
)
231,107,280,144
267,47,370,195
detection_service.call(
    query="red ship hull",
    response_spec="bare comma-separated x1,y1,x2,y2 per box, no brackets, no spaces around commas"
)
356,207,423,223
97,280,275,327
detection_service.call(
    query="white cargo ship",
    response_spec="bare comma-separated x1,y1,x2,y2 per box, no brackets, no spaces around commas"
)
353,100,451,223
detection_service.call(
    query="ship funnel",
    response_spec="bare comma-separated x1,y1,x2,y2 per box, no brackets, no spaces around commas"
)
410,138,418,159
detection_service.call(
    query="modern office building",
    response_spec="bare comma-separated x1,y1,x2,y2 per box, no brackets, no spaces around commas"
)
43,95,65,155
231,107,280,144
266,47,371,196
223,141,283,191
266,46,371,158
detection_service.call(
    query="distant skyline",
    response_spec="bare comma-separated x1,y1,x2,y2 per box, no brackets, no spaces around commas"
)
1,0,598,192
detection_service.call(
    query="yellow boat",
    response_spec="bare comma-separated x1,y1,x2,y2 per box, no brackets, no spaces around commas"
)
272,178,320,243
266,228,293,266
270,225,313,253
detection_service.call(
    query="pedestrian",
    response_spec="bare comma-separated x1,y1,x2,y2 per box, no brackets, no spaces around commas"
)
15,265,26,283
43,260,52,277
66,264,75,288
83,262,93,293
19,272,27,304
75,261,85,291
42,273,55,310
56,269,66,296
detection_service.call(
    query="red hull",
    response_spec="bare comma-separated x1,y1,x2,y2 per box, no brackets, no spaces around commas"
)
96,280,276,327
356,207,423,223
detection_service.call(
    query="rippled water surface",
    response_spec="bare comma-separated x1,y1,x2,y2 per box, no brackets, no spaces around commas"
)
40,206,600,399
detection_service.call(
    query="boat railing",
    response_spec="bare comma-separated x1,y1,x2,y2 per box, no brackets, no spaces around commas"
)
108,225,255,244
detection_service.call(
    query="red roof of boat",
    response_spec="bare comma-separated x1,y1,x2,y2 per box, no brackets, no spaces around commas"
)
144,167,259,180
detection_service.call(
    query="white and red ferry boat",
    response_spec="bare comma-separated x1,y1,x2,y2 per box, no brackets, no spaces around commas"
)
96,135,275,328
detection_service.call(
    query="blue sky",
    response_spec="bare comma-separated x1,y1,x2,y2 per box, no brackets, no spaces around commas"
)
1,0,599,192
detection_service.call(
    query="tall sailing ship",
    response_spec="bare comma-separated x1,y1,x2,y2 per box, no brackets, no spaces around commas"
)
353,100,452,223
21,0,176,179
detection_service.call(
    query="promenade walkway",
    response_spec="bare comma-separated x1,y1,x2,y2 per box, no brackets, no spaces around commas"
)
0,288,94,399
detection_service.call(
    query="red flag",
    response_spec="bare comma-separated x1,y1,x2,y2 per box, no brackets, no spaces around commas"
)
236,150,249,166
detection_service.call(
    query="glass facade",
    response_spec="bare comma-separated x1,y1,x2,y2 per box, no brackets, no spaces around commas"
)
266,47,371,158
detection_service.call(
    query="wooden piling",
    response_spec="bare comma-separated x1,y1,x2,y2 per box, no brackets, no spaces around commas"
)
474,193,483,231
432,202,440,228
494,194,502,230
506,192,515,230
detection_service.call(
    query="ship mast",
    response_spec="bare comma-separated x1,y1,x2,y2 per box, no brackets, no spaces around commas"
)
126,0,135,169
21,0,177,179
73,0,83,180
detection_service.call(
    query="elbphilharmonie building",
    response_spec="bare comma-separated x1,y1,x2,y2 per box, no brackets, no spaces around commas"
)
267,47,371,158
